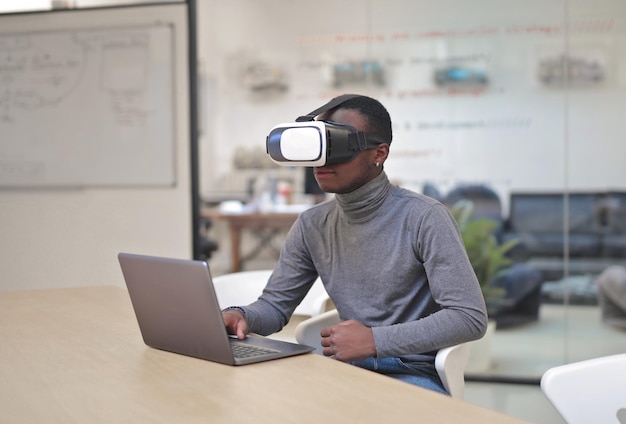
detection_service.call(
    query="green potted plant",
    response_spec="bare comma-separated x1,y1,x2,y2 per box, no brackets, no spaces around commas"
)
449,199,519,310
449,199,519,373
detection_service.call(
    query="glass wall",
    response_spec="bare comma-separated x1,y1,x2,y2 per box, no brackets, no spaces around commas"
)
198,0,626,381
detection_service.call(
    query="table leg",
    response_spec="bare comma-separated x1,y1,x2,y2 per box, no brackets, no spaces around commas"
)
230,226,241,272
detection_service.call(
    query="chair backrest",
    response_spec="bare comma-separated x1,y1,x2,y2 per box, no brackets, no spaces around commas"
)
540,353,626,424
294,309,340,355
434,343,472,399
444,184,502,223
212,270,329,317
294,309,471,399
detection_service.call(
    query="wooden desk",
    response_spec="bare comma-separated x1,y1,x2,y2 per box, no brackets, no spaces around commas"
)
205,210,300,272
0,286,529,423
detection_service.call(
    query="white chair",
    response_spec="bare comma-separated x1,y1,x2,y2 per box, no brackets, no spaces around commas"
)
435,343,472,399
212,270,330,316
540,353,626,424
294,309,472,399
294,309,340,355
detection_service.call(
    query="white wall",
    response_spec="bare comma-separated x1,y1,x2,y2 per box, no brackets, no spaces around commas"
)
0,4,192,291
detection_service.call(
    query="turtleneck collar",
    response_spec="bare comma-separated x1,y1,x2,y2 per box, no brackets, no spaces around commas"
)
335,172,392,223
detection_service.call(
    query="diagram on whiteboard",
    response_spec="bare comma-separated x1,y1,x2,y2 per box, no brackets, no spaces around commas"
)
0,24,175,187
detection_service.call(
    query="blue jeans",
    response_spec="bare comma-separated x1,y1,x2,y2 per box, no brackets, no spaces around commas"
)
349,357,448,395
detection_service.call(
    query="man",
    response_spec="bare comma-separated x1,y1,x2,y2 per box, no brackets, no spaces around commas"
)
596,265,626,331
223,94,488,394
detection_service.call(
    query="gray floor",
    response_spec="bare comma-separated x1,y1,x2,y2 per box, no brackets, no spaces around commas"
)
486,304,626,377
465,381,565,423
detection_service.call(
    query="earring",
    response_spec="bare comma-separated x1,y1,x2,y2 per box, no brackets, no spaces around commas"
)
375,162,380,167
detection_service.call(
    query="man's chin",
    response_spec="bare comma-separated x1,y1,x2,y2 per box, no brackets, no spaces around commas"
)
317,185,335,194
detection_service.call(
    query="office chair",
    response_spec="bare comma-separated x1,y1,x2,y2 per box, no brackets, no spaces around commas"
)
212,270,330,317
487,263,544,329
444,184,502,222
294,309,472,399
198,216,219,260
540,353,626,424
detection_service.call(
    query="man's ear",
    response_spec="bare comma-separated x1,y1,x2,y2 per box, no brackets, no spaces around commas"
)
374,144,390,164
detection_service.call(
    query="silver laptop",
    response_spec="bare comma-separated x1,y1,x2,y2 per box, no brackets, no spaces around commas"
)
118,252,314,365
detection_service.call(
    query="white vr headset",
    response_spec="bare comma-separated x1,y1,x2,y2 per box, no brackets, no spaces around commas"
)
266,94,388,167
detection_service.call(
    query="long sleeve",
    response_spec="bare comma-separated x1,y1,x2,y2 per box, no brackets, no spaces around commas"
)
244,172,488,360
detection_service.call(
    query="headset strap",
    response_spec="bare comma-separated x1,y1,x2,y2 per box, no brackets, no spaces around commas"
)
295,94,361,122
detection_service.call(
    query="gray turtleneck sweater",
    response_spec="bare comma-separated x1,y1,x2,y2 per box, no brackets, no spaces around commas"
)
244,172,488,361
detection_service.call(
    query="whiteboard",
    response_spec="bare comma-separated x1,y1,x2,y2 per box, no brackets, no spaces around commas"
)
0,21,176,187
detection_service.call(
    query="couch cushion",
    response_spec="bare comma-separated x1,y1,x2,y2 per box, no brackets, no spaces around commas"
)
509,193,600,234
509,232,602,257
603,234,626,257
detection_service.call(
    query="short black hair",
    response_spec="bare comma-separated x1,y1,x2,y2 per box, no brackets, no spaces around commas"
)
333,94,393,145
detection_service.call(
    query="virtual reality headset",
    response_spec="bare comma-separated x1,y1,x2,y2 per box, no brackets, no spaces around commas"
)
266,94,388,167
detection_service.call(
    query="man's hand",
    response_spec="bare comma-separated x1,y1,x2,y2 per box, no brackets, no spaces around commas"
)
320,320,376,362
222,310,249,340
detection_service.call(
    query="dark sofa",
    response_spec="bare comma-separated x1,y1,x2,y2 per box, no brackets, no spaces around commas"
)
442,185,626,319
502,191,626,280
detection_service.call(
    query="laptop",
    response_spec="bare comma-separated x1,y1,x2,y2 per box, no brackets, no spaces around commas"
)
118,252,314,365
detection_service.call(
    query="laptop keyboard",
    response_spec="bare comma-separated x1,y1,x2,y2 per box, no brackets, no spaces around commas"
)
230,342,279,358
